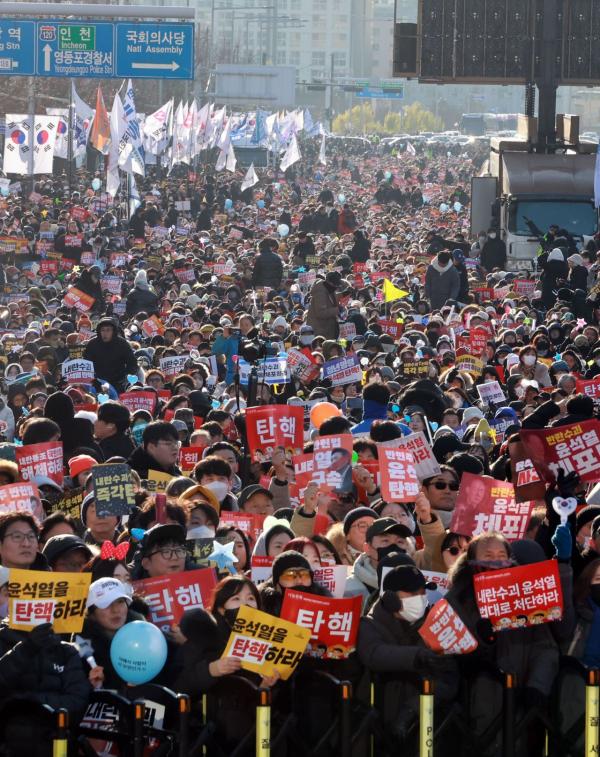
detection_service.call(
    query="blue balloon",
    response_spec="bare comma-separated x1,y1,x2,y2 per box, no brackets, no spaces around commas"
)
338,193,346,203
91,178,102,191
384,171,392,180
0,187,8,198
257,199,265,209
110,621,167,685
224,198,233,210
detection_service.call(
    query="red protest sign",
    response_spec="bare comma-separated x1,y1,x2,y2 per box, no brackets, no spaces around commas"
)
451,473,536,540
280,589,361,659
63,287,95,312
179,446,205,472
508,438,546,503
576,377,600,402
39,259,58,276
0,482,44,520
246,405,304,462
219,512,266,545
132,568,217,631
474,287,494,301
294,434,355,495
17,442,64,487
418,599,478,654
174,268,196,283
110,252,127,267
118,391,157,415
513,279,536,298
520,419,600,484
377,319,404,339
457,328,488,356
474,560,563,631
142,315,165,337
377,446,419,502
287,348,321,384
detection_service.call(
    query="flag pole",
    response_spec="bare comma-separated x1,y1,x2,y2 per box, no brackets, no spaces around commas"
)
68,80,74,198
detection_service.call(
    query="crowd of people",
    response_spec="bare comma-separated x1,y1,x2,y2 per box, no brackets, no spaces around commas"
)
0,133,598,756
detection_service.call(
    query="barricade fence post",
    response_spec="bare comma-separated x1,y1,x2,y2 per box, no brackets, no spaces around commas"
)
339,680,352,757
420,678,434,757
201,693,208,756
178,693,190,757
586,669,600,757
52,708,68,757
256,687,271,757
133,699,145,757
502,672,517,757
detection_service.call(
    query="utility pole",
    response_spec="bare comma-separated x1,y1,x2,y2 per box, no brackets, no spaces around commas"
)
325,53,335,131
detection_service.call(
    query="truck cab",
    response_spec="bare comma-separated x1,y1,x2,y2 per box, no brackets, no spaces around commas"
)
471,115,599,271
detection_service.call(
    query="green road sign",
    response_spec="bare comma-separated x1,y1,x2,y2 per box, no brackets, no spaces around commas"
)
58,25,96,52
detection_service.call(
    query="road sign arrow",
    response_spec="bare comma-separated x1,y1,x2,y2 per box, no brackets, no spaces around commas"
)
43,43,52,72
130,61,179,71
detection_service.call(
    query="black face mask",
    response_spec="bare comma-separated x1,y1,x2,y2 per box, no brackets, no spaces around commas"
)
590,585,600,607
223,608,239,626
377,544,405,562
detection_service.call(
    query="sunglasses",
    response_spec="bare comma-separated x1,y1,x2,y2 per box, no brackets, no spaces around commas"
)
280,568,311,581
428,481,459,491
444,545,462,556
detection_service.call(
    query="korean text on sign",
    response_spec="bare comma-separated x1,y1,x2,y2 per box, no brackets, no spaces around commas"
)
16,441,63,487
8,569,91,634
61,358,95,384
222,605,311,680
418,599,478,655
521,419,600,484
377,445,419,502
474,559,563,631
132,568,217,632
91,463,134,517
280,590,361,659
246,405,304,462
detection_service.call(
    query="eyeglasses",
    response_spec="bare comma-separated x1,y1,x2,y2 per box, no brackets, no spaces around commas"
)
4,531,38,544
350,521,372,532
444,546,463,556
149,548,187,560
280,568,311,581
428,481,459,492
157,440,181,449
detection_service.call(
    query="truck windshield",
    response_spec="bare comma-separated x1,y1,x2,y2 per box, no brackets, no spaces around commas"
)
509,200,598,237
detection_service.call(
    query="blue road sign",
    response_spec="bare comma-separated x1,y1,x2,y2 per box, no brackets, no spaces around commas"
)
36,20,114,78
116,23,194,80
0,20,35,76
357,87,404,100
0,18,194,79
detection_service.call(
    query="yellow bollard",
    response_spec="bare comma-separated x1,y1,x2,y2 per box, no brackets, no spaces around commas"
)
586,669,600,757
52,709,68,757
420,679,434,757
256,688,271,757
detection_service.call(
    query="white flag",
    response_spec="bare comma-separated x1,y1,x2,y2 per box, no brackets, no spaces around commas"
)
120,79,145,176
72,83,94,159
318,134,327,166
33,116,57,174
46,108,69,160
195,102,211,153
280,134,301,171
225,143,237,173
241,162,259,191
107,93,126,197
129,174,141,218
143,98,173,155
215,147,227,171
4,115,33,175
406,141,416,156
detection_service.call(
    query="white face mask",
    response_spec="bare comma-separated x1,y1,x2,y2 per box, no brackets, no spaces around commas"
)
300,335,313,346
523,354,536,366
489,232,496,239
399,594,428,623
202,480,229,503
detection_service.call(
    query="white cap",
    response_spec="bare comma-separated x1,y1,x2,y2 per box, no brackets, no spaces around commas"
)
87,577,132,609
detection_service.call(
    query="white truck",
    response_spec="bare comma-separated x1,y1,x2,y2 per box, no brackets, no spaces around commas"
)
471,115,599,271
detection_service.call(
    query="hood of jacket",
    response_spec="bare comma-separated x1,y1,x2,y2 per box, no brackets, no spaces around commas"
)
95,317,118,338
431,258,454,275
352,551,379,591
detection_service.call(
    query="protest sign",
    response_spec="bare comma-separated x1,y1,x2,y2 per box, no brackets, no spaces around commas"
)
508,438,546,503
186,537,215,566
576,377,600,405
142,315,165,337
219,512,265,545
61,358,95,384
0,482,43,520
298,270,317,289
384,431,441,481
476,381,506,406
455,349,484,376
222,605,311,680
401,360,430,379
246,405,304,462
422,571,450,603
451,473,536,540
179,446,204,472
287,349,321,383
174,267,196,283
474,287,494,302
520,419,600,484
281,590,361,659
118,391,156,415
100,275,122,295
148,470,175,492
17,441,63,486
474,559,563,631
457,328,488,356
63,287,95,312
490,416,516,444
322,355,363,386
294,434,355,494
238,356,289,386
109,252,128,267
313,565,348,598
377,446,419,502
251,555,274,583
92,463,135,517
513,279,536,298
339,322,357,340
418,599,478,654
133,568,217,631
159,354,190,379
52,487,85,519
8,569,91,633
377,319,404,339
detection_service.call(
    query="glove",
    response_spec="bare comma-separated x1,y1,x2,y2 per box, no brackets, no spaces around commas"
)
414,647,442,676
26,623,56,650
555,469,580,500
552,523,572,561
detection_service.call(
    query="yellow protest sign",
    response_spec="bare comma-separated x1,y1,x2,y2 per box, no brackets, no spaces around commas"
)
221,605,311,680
148,469,175,492
8,569,91,633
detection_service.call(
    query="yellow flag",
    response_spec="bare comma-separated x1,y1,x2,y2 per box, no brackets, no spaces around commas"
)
382,279,409,302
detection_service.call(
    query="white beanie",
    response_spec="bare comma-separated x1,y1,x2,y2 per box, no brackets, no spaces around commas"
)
134,269,148,288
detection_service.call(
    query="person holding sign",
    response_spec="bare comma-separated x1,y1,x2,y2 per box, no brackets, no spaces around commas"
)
358,565,458,745
258,550,332,617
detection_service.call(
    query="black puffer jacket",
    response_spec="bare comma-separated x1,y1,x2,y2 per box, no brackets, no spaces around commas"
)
127,445,182,480
83,318,138,390
173,609,230,697
251,249,284,289
126,286,160,317
0,623,90,714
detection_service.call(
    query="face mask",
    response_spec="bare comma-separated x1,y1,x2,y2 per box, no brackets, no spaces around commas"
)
590,585,600,607
398,594,428,623
300,335,313,346
377,544,404,562
523,354,536,366
489,232,496,239
224,608,239,626
203,480,229,502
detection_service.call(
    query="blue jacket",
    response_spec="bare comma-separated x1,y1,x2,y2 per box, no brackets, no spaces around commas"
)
211,334,240,384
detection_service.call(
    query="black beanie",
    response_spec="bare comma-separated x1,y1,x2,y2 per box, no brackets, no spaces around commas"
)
343,506,375,535
447,452,484,478
566,394,594,417
576,506,600,535
272,550,311,586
